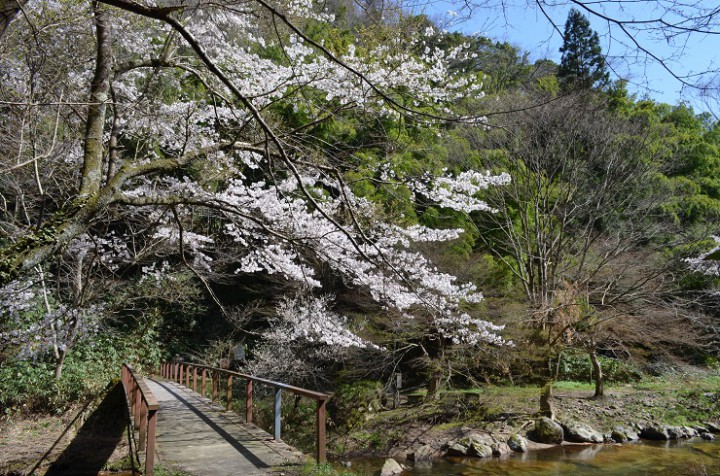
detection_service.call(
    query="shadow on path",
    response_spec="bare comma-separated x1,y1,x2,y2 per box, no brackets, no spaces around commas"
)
152,379,270,469
44,382,131,476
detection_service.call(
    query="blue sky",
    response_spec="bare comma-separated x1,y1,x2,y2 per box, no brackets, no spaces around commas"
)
420,1,720,110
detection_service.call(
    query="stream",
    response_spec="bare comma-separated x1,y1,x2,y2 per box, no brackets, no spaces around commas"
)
341,439,720,475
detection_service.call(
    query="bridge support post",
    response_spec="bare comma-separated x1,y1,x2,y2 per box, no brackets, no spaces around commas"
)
274,388,282,441
201,369,207,398
193,367,198,393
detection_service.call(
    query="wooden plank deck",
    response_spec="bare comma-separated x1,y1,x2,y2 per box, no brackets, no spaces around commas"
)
145,379,306,476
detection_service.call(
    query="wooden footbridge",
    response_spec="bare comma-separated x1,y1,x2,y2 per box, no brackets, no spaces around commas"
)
121,363,329,475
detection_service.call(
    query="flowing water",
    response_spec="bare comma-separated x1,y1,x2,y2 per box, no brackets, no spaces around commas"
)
342,439,720,475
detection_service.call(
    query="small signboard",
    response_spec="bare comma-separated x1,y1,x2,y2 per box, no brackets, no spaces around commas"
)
232,345,246,362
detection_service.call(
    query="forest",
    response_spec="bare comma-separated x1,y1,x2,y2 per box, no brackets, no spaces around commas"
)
1,0,720,472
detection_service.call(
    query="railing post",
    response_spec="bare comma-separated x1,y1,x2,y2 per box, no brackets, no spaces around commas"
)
129,379,136,411
274,388,282,441
186,365,191,388
316,399,327,463
179,364,184,385
146,409,157,476
246,380,253,423
226,375,233,411
134,384,142,430
201,369,207,398
139,403,148,451
193,367,198,394
212,372,218,401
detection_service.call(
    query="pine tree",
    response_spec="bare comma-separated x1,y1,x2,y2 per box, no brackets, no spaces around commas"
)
559,9,609,90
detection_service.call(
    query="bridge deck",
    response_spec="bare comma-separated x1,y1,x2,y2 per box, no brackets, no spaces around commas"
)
145,379,306,476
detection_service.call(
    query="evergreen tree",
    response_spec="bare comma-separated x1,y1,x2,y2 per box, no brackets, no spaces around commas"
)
559,9,609,90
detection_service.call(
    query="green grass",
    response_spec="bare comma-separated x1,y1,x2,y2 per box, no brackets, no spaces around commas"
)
297,462,358,476
553,381,595,391
153,465,196,476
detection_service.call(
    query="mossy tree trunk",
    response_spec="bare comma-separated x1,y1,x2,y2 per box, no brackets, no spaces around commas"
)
539,381,555,420
590,349,604,398
423,334,446,401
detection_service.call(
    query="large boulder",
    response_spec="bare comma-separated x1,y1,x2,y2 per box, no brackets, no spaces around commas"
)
446,434,493,458
611,426,639,443
446,441,469,456
408,444,440,461
533,417,564,444
491,441,511,457
507,434,528,453
705,422,720,433
380,458,404,476
562,421,604,443
469,442,493,458
694,425,709,434
640,425,670,440
611,429,628,443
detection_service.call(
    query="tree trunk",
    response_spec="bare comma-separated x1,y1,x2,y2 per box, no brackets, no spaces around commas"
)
80,1,113,198
590,349,604,398
539,381,555,419
55,348,67,380
425,374,442,401
539,353,560,419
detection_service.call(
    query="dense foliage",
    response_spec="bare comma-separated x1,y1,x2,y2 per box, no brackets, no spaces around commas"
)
1,0,719,417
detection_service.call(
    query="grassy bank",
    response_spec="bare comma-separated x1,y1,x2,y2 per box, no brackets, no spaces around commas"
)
327,373,720,460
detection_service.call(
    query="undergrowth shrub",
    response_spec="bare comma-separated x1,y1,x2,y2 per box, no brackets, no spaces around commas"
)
0,331,162,415
327,381,383,432
557,353,642,384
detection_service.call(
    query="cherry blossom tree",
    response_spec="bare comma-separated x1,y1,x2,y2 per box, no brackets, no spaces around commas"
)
0,0,510,380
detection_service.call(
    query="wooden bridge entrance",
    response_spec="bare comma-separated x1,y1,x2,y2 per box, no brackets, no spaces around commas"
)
147,379,305,475
121,363,329,476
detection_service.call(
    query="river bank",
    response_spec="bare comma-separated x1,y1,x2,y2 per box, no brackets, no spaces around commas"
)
327,372,720,473
340,439,720,475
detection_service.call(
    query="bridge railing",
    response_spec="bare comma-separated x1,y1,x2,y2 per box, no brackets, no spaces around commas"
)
122,364,159,476
160,361,329,463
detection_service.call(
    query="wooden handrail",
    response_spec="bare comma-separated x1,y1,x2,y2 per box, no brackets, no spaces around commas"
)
122,364,159,476
160,361,329,463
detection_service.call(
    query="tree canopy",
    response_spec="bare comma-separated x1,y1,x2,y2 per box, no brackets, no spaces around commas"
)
1,0,720,410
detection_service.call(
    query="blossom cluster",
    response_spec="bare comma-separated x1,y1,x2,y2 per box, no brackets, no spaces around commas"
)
686,236,720,277
265,294,375,348
0,281,103,361
0,0,510,353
